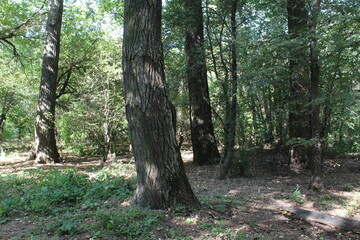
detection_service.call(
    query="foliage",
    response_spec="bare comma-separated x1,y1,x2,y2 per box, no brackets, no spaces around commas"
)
94,207,161,239
0,0,359,238
291,185,304,204
0,168,134,218
1,0,358,161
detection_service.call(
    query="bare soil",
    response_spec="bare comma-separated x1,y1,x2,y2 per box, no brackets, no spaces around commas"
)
0,150,359,239
181,151,360,239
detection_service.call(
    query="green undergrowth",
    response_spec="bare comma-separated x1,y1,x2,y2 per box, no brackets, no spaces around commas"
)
0,168,157,239
0,169,134,217
0,167,269,239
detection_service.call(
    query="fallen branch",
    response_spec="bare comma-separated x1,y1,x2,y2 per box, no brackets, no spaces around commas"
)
281,207,360,232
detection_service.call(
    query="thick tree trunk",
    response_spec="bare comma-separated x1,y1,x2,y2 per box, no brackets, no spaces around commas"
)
34,0,63,164
123,0,199,209
309,0,324,191
287,0,311,172
216,0,240,180
184,0,220,165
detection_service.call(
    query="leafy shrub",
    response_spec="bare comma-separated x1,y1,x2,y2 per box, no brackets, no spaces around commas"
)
286,184,304,204
82,175,134,209
95,207,160,239
26,169,88,208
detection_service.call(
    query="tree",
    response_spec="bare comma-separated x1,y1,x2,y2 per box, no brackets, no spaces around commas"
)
0,89,19,137
308,0,324,191
34,0,63,164
0,1,44,57
216,0,242,179
122,0,199,209
184,0,221,165
287,0,311,171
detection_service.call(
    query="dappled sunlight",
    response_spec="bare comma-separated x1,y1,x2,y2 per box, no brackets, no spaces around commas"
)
1,150,359,239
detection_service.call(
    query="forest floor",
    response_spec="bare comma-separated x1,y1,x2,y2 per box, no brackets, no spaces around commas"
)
0,148,359,239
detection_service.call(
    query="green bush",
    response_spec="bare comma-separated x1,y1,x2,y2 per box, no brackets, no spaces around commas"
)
0,169,134,217
94,207,160,239
82,175,134,209
27,169,88,206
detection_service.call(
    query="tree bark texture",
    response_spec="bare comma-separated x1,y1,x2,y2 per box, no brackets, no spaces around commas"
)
287,0,311,171
184,0,220,165
309,0,324,191
35,0,63,164
123,0,199,209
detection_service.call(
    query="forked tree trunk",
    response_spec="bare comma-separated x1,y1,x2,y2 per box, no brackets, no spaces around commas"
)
34,0,63,164
287,0,311,172
123,0,200,209
184,0,220,165
216,0,240,180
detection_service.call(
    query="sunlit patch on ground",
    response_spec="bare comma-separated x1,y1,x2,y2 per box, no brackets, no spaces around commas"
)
0,151,359,239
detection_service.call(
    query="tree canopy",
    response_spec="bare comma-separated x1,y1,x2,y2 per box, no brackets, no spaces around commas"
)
0,0,359,202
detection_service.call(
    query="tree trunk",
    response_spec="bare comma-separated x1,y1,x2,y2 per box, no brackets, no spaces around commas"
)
34,0,63,164
123,0,200,209
216,0,240,180
184,0,220,165
308,0,324,191
0,113,5,137
287,0,311,172
102,77,113,164
264,89,275,144
273,82,287,148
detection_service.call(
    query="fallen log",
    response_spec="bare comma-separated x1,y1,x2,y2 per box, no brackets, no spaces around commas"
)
281,207,360,232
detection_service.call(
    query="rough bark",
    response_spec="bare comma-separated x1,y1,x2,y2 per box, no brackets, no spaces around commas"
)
123,0,200,209
308,0,324,191
184,0,220,165
287,0,311,172
34,0,63,164
216,0,240,180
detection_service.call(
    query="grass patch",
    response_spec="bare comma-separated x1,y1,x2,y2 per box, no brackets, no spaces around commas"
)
93,206,161,239
274,184,304,204
0,166,168,239
343,192,360,217
1,169,134,217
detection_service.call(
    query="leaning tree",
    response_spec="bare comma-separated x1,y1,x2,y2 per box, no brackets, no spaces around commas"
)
122,0,199,209
34,0,63,164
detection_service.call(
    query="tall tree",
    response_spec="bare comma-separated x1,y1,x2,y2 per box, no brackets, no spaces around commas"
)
309,0,324,191
122,0,200,209
287,0,311,171
216,0,241,179
34,0,63,164
184,0,221,165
